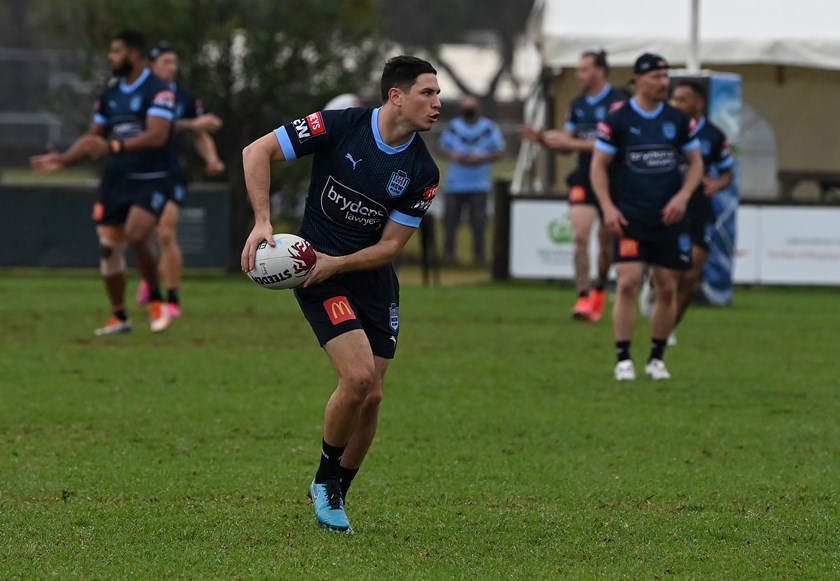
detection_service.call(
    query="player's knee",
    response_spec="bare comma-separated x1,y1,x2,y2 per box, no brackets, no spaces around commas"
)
99,240,126,277
157,226,176,249
573,231,590,249
361,386,383,412
655,279,678,302
340,368,376,400
616,274,640,297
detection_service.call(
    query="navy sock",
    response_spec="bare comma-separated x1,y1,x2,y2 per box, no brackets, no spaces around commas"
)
167,288,180,305
649,338,667,362
616,340,631,362
339,466,359,498
315,439,345,483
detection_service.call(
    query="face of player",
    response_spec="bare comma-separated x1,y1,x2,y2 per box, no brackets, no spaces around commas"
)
575,55,603,92
672,85,703,119
635,69,670,103
151,52,178,84
399,72,441,131
109,40,135,77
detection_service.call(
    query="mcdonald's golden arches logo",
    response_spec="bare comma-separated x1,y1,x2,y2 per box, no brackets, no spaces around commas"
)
324,296,356,325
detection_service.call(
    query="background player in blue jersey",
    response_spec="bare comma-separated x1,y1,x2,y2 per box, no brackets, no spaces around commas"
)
135,42,226,318
670,80,734,336
520,50,626,322
240,56,441,532
590,53,703,381
439,95,506,266
30,29,174,335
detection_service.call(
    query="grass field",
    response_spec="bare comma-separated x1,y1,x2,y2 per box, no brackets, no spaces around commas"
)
1,270,838,579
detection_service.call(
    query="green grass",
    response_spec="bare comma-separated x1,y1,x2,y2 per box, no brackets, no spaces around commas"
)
1,271,838,579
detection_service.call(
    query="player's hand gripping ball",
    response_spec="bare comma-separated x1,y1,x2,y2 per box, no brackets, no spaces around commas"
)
247,234,317,290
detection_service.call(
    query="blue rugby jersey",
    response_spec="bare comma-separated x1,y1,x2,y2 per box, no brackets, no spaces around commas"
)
690,116,734,196
274,107,440,256
595,98,700,220
93,68,175,178
166,83,203,183
564,84,627,185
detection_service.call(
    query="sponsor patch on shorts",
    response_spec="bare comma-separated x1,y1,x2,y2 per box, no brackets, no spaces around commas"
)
569,186,586,203
619,238,640,258
323,296,356,325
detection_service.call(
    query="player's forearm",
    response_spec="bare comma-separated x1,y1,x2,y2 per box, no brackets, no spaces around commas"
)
717,169,733,190
334,239,404,273
242,144,272,223
194,131,221,165
123,125,170,152
590,158,614,210
59,137,96,166
676,157,704,201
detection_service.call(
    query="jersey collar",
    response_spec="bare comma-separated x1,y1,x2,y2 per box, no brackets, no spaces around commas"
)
585,83,612,106
372,107,415,154
629,97,664,119
694,115,707,132
119,67,151,94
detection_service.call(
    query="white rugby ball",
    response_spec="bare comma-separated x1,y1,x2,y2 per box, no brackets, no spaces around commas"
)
247,234,317,290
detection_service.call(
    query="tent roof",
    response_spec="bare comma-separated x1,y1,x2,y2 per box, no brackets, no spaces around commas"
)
530,0,840,71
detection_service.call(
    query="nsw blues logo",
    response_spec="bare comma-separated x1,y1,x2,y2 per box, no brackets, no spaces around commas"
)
389,303,399,332
678,233,692,253
595,105,606,120
387,170,410,197
130,96,142,111
662,121,677,140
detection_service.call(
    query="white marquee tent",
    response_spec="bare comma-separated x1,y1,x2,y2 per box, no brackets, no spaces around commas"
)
517,0,840,199
528,0,840,71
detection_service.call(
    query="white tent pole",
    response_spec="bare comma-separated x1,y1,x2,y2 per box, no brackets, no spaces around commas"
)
688,0,700,71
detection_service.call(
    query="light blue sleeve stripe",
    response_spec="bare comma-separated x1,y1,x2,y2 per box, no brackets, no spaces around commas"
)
682,138,700,153
594,140,616,155
274,127,297,160
389,210,422,229
94,114,107,125
717,156,735,170
565,121,576,131
148,107,174,120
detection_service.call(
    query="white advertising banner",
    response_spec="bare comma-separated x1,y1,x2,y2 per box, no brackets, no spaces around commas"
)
732,206,759,284
511,199,840,286
510,199,604,280
750,207,840,285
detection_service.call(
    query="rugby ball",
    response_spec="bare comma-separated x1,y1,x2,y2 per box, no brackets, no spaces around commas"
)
247,234,317,290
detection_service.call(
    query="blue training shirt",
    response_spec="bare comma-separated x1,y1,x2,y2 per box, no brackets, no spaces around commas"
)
438,116,505,194
275,107,440,256
564,84,627,187
166,83,204,183
93,68,175,178
595,98,700,221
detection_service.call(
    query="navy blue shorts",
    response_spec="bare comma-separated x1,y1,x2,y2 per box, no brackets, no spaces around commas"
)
687,193,714,251
294,265,400,359
612,217,692,271
566,171,602,210
94,169,172,225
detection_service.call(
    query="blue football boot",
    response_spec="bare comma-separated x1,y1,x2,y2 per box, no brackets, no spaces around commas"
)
308,478,352,533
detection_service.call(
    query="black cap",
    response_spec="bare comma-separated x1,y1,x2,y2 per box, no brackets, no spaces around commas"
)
148,41,175,61
633,53,669,75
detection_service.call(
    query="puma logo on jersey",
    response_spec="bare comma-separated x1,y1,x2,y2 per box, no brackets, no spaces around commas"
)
345,153,362,170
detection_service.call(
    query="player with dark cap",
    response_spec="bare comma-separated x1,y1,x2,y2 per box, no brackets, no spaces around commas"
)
240,56,441,532
135,41,225,318
590,53,703,381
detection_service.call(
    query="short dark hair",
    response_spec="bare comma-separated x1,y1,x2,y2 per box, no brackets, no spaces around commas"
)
582,49,609,75
675,80,707,102
380,56,437,103
113,29,145,54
